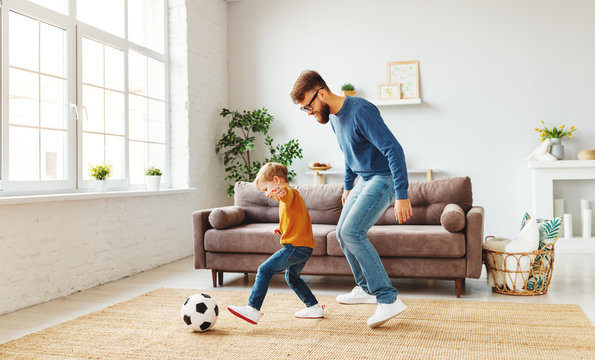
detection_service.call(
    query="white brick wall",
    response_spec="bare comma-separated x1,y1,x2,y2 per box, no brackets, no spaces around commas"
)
0,0,231,315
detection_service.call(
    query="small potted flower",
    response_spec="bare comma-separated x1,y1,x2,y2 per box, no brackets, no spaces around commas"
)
341,83,356,97
89,162,112,192
145,166,162,191
534,120,577,160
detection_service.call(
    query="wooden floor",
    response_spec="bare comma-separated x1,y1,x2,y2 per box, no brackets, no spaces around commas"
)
1,253,594,344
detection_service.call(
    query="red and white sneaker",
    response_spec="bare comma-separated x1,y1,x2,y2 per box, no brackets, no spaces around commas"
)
295,304,325,319
227,305,262,324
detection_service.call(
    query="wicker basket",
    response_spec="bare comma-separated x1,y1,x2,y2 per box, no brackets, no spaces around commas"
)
483,240,555,296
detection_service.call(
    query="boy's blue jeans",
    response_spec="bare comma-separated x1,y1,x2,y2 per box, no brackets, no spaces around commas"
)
336,175,399,304
249,244,318,310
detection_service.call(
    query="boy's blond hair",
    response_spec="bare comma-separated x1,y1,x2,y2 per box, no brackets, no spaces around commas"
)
254,162,288,189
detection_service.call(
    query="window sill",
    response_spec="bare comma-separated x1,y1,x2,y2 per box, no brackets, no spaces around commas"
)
0,188,196,206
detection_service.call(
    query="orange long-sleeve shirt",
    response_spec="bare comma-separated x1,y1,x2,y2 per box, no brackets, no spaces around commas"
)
277,186,315,248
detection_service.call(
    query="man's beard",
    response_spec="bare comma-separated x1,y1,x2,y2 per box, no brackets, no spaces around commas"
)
315,103,330,124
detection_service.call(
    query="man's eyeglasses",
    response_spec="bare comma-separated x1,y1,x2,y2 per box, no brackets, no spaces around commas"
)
300,87,324,112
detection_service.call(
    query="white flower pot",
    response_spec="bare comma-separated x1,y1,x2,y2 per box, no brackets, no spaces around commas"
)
145,175,161,191
94,180,107,192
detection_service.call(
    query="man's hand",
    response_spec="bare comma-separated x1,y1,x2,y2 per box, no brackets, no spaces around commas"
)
341,190,350,205
394,199,413,224
273,227,282,236
266,186,287,200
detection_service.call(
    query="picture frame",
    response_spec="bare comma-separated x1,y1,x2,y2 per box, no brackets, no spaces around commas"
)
378,83,402,100
387,60,420,99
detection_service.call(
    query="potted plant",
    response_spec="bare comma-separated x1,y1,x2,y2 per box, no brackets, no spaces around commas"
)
145,166,163,191
534,120,577,160
89,162,112,192
216,108,303,196
341,83,356,97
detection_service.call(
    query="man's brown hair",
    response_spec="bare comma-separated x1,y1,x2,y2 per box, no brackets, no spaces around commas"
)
290,70,328,104
253,162,289,189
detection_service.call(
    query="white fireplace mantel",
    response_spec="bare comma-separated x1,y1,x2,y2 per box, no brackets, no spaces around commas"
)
528,160,595,218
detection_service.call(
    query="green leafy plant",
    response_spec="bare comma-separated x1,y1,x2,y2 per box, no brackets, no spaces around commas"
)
216,108,303,196
341,83,355,91
534,120,576,141
89,162,112,180
145,167,163,176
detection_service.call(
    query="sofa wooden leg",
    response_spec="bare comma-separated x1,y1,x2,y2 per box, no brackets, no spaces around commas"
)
217,271,224,286
455,278,463,298
211,270,217,288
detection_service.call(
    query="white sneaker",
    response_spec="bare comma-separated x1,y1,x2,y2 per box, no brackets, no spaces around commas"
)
295,304,325,319
367,299,408,328
227,305,262,325
336,286,376,304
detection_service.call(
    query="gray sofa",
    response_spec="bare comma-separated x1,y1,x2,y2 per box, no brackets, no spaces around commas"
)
192,177,484,297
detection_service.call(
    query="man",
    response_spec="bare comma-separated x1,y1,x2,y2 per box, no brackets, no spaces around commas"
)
291,70,413,328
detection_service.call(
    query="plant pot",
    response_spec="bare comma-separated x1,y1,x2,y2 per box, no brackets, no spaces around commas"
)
145,175,161,191
341,90,356,97
94,180,107,192
550,138,565,160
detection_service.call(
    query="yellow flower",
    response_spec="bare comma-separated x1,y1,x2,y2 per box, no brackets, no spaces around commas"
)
540,132,545,137
560,125,565,129
540,120,544,124
569,134,573,138
540,138,545,142
570,126,576,130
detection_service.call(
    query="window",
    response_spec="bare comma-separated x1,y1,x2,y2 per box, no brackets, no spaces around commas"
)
1,0,168,193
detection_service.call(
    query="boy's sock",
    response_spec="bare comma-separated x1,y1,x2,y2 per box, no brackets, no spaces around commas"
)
228,305,262,324
294,303,325,319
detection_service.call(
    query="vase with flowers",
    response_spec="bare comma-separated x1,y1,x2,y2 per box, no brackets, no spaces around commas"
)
534,120,577,160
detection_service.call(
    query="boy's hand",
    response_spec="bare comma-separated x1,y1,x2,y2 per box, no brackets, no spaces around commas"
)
267,186,287,200
273,227,282,235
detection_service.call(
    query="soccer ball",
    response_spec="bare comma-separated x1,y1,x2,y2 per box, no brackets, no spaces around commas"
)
180,293,219,332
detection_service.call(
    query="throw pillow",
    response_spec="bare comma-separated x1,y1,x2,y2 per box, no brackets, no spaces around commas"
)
520,213,562,291
504,218,540,290
208,206,246,230
440,204,466,232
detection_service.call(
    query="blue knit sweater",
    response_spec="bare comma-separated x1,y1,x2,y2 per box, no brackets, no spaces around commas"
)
329,96,409,199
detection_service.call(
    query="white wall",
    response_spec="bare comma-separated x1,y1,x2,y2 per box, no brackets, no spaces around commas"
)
227,0,595,238
0,0,229,315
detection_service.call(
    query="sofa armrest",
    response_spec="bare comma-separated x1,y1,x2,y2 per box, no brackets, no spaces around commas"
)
192,209,213,269
465,206,484,278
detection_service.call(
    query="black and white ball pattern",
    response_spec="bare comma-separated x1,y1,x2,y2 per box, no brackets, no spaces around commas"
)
180,293,219,332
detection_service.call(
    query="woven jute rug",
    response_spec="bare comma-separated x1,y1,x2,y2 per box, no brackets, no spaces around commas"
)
1,288,594,360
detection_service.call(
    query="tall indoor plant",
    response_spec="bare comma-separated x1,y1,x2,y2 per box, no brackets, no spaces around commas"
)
216,108,303,196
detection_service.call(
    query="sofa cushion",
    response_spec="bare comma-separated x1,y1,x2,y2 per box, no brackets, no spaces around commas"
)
327,225,466,258
204,223,335,256
208,206,245,230
234,181,343,224
440,204,466,232
376,177,473,225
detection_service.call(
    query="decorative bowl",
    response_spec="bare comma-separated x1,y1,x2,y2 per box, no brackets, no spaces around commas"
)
578,150,595,160
308,161,332,171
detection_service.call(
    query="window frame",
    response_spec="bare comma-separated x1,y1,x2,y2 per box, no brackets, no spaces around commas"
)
1,0,76,193
0,0,170,194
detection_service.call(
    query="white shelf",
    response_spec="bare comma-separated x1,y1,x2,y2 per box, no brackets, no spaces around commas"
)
371,98,422,106
528,159,595,169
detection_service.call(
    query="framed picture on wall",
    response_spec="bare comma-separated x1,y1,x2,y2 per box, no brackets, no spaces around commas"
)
387,60,420,99
378,83,402,100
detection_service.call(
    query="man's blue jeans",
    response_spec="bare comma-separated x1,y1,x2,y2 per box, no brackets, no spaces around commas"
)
249,244,318,310
336,175,399,304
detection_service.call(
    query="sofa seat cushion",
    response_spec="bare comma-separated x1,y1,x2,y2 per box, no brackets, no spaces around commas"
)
205,223,335,256
327,225,466,258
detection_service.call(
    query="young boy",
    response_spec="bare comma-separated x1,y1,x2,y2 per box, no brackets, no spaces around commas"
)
227,162,324,324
